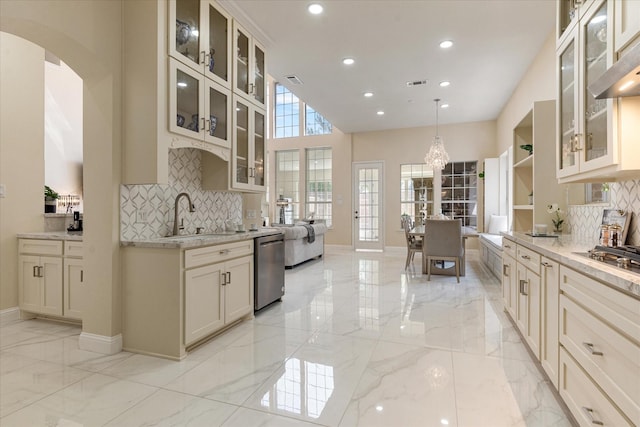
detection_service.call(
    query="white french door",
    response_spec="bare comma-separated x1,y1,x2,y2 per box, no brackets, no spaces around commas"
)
352,162,384,251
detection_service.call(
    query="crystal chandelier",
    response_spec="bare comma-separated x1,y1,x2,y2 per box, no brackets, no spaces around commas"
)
424,98,450,170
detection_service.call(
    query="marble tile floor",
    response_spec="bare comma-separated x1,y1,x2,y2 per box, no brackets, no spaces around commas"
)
0,247,574,426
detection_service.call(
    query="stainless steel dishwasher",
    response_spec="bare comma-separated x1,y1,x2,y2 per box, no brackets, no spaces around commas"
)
254,232,285,311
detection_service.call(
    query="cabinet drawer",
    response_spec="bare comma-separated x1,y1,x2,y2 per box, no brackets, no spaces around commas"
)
560,294,640,422
64,241,83,258
516,244,540,275
559,348,633,427
502,238,517,258
185,239,253,269
18,239,62,256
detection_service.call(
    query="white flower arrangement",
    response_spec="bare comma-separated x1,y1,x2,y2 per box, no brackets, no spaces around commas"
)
547,203,564,231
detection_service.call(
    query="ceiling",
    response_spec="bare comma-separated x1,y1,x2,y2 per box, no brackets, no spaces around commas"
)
221,0,555,133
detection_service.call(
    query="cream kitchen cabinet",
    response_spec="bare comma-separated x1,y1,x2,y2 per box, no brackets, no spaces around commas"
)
515,245,541,358
169,0,232,89
556,0,640,183
184,243,253,346
502,239,517,319
63,241,84,320
540,256,560,388
18,239,63,317
122,239,254,360
614,0,640,53
231,95,266,192
233,20,266,109
559,265,639,425
169,58,232,158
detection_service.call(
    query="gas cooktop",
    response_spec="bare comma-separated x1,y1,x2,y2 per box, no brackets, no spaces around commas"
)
580,245,640,272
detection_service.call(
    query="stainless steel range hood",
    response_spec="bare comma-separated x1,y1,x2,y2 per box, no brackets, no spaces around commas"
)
587,42,640,99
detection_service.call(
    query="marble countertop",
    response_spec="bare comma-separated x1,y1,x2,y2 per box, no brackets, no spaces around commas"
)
17,231,83,241
121,228,284,249
502,231,640,298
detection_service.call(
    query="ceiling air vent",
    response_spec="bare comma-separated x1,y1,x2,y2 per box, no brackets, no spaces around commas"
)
406,79,428,87
285,75,303,85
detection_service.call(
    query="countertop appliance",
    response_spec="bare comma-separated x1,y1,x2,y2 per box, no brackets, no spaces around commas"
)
254,232,285,311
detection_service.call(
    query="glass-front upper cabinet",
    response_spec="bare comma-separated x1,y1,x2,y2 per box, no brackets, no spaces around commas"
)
169,58,231,151
232,96,265,191
556,0,614,180
169,0,232,89
253,110,265,188
233,21,266,108
234,98,250,186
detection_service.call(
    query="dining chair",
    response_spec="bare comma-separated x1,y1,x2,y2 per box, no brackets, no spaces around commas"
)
402,217,422,269
423,219,463,282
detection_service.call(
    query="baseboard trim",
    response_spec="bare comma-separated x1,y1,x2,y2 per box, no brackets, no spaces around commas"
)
0,307,20,325
79,332,123,355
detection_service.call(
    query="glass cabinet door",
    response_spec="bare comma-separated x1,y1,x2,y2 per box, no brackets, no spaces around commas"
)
559,37,577,174
202,0,231,87
234,99,249,185
253,42,266,105
253,110,265,187
173,0,201,68
204,79,230,148
234,25,250,98
170,60,204,139
582,1,609,164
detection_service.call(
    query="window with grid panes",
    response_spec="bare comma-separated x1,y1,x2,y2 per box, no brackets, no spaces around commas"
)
274,83,300,138
305,105,332,136
275,150,299,224
306,148,332,226
440,161,477,227
400,164,434,227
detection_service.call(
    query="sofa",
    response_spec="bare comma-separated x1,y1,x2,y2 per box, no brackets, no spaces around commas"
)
274,223,327,268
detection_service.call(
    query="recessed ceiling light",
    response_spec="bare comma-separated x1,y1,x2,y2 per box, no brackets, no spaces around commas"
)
441,103,450,109
377,110,385,115
308,3,323,14
364,92,374,97
439,81,450,87
342,57,355,65
439,40,453,49
177,82,187,87
375,405,384,412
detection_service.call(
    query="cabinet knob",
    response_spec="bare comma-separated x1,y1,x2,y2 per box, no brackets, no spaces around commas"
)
521,254,531,260
541,262,552,268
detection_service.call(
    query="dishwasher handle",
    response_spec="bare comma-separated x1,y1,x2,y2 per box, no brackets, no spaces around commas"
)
260,240,284,248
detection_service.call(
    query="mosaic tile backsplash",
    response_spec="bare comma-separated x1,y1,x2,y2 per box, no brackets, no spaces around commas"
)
121,148,242,240
568,180,640,247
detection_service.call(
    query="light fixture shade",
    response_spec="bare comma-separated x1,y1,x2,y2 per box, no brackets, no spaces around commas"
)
424,99,450,170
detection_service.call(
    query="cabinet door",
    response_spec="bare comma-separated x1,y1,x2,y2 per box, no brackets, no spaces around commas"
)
614,0,640,52
233,21,251,101
558,31,580,178
19,255,41,313
224,255,253,324
170,59,205,140
524,270,541,359
184,262,225,346
169,0,203,72
252,108,266,189
541,257,560,388
502,254,516,316
201,0,232,88
252,39,266,107
232,96,251,190
204,78,231,148
515,263,529,335
64,258,84,320
40,256,63,316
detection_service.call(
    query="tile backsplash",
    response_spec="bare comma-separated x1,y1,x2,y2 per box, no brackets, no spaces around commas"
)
568,179,640,246
121,148,241,240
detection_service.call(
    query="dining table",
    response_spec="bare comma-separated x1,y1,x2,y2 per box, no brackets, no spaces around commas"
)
409,225,479,276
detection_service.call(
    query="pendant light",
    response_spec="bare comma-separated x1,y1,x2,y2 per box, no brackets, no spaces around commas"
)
424,98,450,170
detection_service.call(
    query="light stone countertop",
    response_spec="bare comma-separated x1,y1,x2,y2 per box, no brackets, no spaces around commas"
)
120,227,284,249
17,231,83,241
502,231,640,298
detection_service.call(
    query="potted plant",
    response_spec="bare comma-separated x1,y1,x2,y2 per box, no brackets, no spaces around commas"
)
44,185,59,213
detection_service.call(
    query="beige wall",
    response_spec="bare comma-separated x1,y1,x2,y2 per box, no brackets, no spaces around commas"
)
353,121,497,247
0,33,45,310
1,0,123,338
496,31,556,155
267,129,353,245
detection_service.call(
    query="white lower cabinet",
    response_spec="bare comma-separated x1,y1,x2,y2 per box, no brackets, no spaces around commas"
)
516,261,541,358
184,253,252,347
63,257,84,320
19,254,63,316
540,257,560,389
502,251,517,319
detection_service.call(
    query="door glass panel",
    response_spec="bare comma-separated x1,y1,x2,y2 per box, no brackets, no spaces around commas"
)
207,4,228,82
236,101,249,184
236,29,249,95
254,111,265,186
176,70,199,135
254,45,265,104
560,40,576,170
208,86,226,140
175,0,201,67
358,168,380,242
584,3,608,162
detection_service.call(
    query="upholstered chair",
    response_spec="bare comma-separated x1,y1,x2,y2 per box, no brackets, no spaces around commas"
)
423,219,463,282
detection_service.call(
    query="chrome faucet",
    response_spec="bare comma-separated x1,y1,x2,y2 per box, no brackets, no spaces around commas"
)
172,192,196,236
